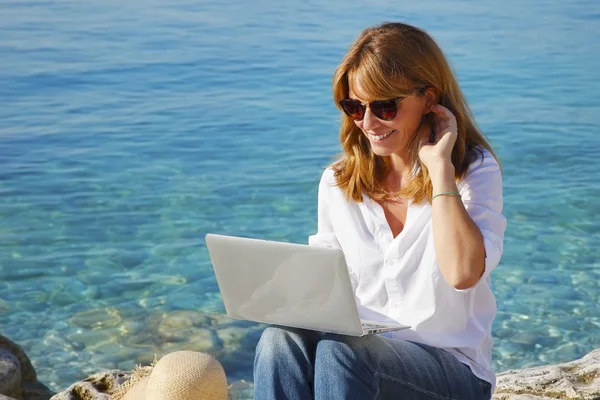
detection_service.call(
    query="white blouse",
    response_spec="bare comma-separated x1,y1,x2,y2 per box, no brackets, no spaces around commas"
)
308,147,506,389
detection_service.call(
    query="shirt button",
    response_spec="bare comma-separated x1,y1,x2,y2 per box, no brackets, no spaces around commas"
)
392,303,399,309
386,259,394,265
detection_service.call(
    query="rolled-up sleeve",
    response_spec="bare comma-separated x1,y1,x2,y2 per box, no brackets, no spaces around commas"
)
458,150,507,282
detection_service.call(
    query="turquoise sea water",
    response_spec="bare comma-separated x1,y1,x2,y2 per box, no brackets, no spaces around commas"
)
1,0,599,393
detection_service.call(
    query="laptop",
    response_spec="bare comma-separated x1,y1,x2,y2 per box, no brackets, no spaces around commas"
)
205,233,410,336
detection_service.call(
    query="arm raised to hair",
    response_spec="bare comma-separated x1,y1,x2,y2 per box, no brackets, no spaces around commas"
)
419,104,505,290
429,155,505,290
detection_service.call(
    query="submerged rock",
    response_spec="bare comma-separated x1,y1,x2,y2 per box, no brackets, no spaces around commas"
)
493,347,600,400
0,335,54,400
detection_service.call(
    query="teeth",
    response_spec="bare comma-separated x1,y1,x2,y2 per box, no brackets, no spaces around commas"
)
369,130,394,141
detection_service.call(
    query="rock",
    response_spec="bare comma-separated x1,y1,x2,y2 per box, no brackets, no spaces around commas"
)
0,335,54,400
22,380,57,400
49,370,132,400
0,350,20,398
493,347,600,400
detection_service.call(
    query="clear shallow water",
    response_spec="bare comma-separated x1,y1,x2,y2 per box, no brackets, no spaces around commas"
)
1,0,600,392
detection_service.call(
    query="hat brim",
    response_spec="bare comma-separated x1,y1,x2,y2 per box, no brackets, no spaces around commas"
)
121,375,149,400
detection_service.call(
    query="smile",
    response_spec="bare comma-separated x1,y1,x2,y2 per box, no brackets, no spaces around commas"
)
368,130,395,142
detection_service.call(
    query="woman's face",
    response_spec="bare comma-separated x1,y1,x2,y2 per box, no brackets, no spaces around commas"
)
348,76,429,157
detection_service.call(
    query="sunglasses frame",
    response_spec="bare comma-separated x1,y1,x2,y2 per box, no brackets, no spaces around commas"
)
338,87,429,122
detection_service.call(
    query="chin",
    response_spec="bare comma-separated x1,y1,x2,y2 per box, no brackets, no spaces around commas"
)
371,146,394,157
369,139,402,157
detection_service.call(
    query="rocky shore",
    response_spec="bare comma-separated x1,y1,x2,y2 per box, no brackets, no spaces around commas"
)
493,348,600,399
1,333,599,399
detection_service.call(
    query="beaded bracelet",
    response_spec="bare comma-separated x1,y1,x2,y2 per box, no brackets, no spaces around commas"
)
432,191,461,201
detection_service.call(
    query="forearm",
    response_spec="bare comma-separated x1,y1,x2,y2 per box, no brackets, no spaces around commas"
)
430,162,486,290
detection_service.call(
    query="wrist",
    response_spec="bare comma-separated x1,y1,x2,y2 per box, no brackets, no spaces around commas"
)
428,161,455,185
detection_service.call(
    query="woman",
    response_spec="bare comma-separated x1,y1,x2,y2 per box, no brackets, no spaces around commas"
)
254,22,506,400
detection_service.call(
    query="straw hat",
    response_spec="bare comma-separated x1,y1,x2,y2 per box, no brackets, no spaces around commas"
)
110,351,228,400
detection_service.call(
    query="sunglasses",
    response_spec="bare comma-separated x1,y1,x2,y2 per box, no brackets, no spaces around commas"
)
338,87,428,121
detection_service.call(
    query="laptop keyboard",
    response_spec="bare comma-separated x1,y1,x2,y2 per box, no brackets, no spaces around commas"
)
361,322,390,330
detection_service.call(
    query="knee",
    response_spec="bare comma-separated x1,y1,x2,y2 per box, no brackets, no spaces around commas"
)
256,326,303,359
316,334,375,366
258,326,289,344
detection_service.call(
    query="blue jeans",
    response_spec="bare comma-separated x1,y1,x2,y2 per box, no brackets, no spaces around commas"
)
253,326,492,400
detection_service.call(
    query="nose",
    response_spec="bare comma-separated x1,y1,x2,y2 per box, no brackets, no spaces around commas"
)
361,107,381,131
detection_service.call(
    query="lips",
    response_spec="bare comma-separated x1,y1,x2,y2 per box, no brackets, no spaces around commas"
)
368,130,395,142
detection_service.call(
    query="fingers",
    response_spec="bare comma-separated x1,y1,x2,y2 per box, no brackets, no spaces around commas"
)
430,105,451,123
431,103,450,114
431,104,456,125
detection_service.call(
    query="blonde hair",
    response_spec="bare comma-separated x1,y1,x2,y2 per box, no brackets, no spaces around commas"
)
331,22,498,203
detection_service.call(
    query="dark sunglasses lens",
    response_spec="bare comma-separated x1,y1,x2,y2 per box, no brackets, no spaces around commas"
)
371,100,397,121
340,100,365,120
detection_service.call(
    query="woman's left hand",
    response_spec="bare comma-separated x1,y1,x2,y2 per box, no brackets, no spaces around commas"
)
418,104,458,173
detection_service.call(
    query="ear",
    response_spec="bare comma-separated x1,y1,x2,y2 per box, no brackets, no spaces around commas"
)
422,86,439,114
